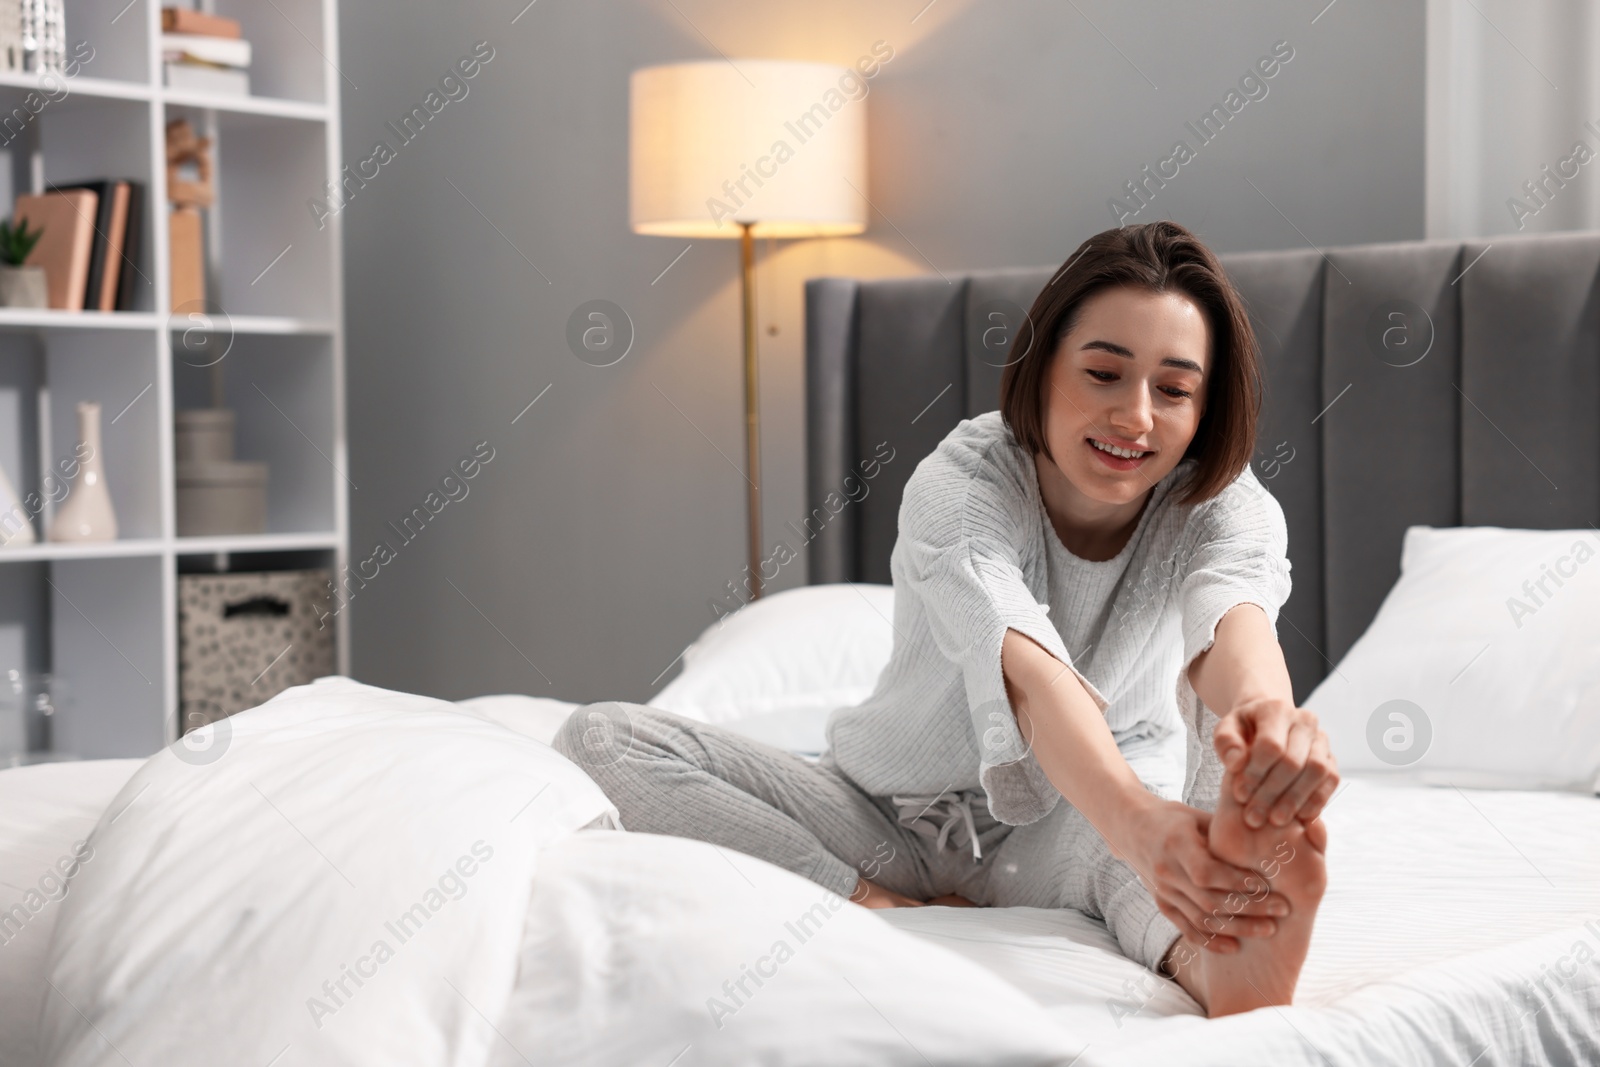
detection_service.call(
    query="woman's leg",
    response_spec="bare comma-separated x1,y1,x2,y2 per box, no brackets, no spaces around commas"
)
979,788,1183,973
979,769,1327,1018
552,702,933,902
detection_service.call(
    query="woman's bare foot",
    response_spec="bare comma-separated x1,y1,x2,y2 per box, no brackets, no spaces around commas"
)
1162,769,1328,1017
851,877,927,909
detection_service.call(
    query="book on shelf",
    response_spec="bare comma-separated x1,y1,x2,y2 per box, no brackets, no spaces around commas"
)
117,182,144,311
48,181,129,312
160,7,242,38
17,181,144,312
164,63,250,96
161,33,252,69
162,26,252,97
101,184,131,311
14,189,98,311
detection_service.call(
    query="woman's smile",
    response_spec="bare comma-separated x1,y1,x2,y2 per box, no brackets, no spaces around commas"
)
1086,435,1155,470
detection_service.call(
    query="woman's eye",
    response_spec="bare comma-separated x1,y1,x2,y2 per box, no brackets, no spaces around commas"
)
1086,370,1115,382
1161,386,1192,399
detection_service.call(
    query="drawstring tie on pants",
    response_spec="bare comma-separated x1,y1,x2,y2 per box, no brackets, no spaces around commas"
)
890,789,984,862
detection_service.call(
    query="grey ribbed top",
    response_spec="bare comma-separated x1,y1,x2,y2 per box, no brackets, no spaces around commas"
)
825,411,1293,826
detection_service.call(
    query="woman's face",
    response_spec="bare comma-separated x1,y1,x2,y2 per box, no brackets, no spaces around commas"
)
1038,285,1210,508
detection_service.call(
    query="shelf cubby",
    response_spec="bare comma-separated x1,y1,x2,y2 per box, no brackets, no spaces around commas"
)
210,0,329,106
172,332,336,535
66,0,152,85
48,331,163,539
0,88,158,313
0,324,162,543
163,102,331,319
48,554,167,758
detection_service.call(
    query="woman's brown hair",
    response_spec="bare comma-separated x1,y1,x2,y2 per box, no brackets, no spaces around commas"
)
998,220,1261,507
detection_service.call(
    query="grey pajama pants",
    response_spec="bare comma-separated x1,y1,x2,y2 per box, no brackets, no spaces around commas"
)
551,702,1183,974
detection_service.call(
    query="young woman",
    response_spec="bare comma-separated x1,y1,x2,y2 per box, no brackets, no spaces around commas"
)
555,220,1337,1017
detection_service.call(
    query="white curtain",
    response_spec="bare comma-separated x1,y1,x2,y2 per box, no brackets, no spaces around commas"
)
1426,0,1600,238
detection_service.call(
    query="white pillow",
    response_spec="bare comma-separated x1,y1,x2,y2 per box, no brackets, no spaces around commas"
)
1306,526,1600,791
38,677,616,1066
651,583,895,727
489,830,1085,1067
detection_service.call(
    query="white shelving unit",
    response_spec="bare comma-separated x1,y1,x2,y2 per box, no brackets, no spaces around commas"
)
0,0,347,758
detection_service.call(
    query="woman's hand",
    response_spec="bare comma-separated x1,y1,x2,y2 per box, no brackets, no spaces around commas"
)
1111,798,1287,953
1213,697,1340,828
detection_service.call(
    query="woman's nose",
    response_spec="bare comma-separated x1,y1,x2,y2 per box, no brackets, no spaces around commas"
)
1110,387,1154,434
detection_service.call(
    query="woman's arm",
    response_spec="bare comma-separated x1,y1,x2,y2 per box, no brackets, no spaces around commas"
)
1188,604,1340,827
1002,628,1284,952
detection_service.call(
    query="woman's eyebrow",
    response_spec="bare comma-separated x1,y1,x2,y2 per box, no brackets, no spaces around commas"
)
1080,338,1204,374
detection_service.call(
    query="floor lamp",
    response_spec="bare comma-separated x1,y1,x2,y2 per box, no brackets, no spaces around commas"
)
629,59,868,600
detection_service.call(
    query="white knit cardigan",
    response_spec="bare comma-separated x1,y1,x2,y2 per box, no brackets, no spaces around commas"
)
826,411,1293,826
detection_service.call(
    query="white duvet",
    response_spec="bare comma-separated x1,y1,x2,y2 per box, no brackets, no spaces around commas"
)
32,683,1089,1067
36,678,618,1067
19,684,1600,1067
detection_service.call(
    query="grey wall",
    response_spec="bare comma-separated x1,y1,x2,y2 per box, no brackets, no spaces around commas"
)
337,0,1425,704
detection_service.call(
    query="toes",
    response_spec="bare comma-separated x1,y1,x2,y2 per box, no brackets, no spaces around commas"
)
1303,816,1329,854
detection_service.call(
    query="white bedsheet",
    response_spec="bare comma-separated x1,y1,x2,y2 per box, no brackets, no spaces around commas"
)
882,777,1600,1066
3,695,1597,1067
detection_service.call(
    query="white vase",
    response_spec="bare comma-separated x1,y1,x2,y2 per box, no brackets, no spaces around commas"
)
0,460,35,546
49,402,117,543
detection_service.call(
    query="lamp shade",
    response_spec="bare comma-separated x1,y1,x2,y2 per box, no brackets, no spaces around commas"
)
630,59,869,239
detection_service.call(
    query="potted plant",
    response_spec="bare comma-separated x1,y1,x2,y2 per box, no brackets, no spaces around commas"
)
0,217,47,309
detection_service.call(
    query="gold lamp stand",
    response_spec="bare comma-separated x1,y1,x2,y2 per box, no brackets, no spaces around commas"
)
739,222,764,601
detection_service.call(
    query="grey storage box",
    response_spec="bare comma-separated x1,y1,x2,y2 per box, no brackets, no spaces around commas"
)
176,460,268,536
175,408,236,462
178,569,334,732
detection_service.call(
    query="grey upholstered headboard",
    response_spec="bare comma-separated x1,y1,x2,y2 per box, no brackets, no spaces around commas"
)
803,231,1600,704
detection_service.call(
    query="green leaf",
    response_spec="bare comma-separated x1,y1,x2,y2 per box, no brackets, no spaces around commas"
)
0,216,43,265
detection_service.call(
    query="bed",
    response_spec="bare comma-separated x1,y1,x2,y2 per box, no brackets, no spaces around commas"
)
3,230,1599,1065
3,687,1598,1066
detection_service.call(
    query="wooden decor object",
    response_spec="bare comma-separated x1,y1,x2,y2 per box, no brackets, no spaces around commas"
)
165,119,213,208
166,118,212,311
170,207,204,312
